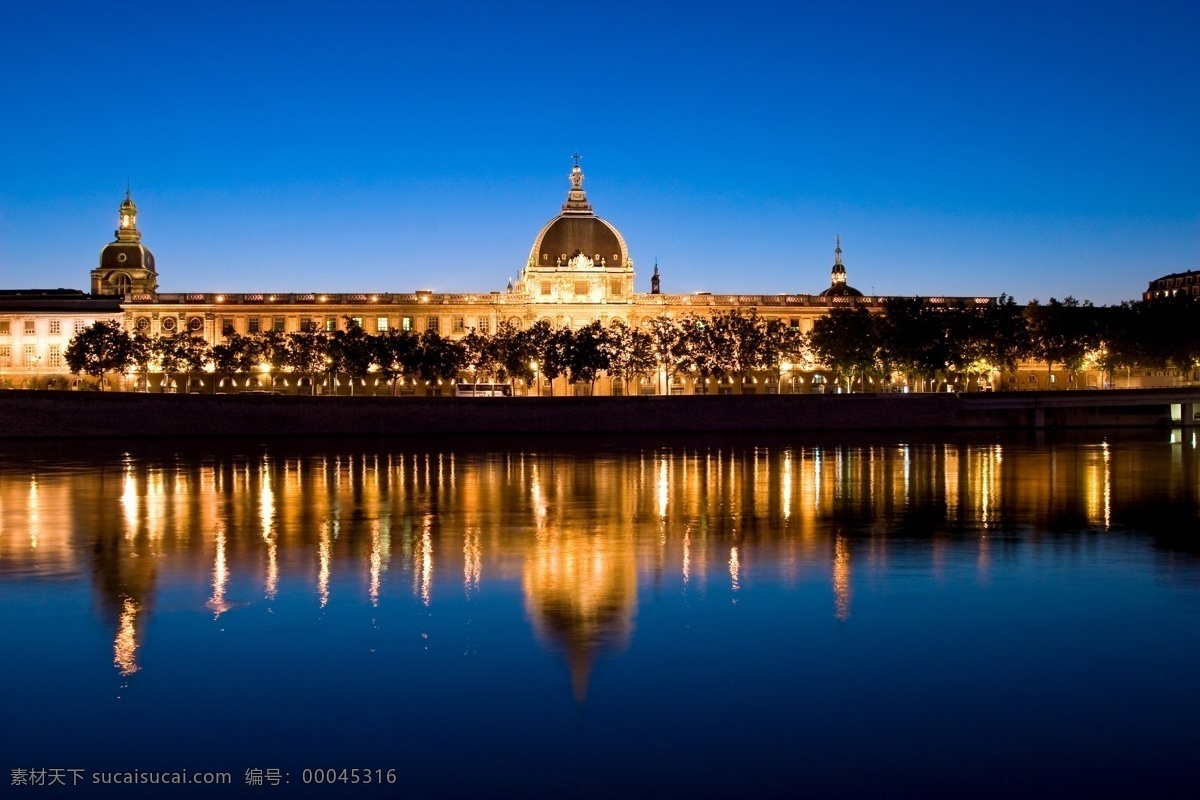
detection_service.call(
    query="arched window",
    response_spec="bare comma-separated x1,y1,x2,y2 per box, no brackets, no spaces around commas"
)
111,273,132,295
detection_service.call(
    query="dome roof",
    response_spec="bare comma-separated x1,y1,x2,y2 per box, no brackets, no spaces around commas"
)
818,281,863,298
527,158,630,269
530,215,628,270
99,241,156,273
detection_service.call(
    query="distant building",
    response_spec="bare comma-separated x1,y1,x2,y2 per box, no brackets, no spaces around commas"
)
1144,270,1200,301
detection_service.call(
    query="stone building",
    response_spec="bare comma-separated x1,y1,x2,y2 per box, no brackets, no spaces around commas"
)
4,159,1018,393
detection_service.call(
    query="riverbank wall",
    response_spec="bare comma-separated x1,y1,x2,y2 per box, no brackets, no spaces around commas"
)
1,388,1194,439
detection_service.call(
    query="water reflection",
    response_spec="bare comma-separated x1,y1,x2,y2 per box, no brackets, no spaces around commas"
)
1,434,1199,697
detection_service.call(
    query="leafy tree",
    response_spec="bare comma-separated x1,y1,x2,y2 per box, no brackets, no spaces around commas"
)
130,332,154,392
537,326,573,395
328,318,375,395
210,332,256,393
253,331,290,391
677,313,718,388
493,320,537,392
64,321,134,390
284,330,328,395
809,307,881,392
414,330,466,389
647,315,686,394
563,320,613,391
607,320,656,395
461,328,501,389
1027,297,1100,388
880,298,951,391
373,328,417,395
153,332,210,393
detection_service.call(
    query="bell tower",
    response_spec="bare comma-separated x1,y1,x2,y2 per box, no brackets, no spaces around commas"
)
92,191,159,297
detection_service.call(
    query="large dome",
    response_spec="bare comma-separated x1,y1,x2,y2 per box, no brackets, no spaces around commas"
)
526,161,629,270
529,215,628,270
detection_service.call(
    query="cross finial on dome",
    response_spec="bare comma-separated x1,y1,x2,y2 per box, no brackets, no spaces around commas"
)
835,234,843,265
572,150,581,167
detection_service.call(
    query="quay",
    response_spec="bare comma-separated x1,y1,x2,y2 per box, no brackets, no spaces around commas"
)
1,388,1198,439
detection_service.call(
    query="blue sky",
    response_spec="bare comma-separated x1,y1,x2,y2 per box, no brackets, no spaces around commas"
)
1,0,1196,304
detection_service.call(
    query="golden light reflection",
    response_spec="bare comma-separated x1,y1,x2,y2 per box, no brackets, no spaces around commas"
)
121,461,138,540
369,521,382,606
416,517,433,606
463,527,481,598
833,535,851,622
656,457,669,519
318,520,332,608
207,525,230,616
682,526,691,586
27,475,39,549
782,451,792,521
523,527,637,702
2,438,1195,693
114,597,140,676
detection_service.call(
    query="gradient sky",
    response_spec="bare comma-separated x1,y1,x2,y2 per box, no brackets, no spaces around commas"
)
1,0,1197,304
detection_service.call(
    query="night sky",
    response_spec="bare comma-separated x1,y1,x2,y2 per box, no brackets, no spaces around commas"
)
1,0,1196,304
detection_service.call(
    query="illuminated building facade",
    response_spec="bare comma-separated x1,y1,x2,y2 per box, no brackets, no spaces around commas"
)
0,159,1155,392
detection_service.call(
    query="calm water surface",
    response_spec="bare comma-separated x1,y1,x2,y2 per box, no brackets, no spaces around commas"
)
1,433,1198,798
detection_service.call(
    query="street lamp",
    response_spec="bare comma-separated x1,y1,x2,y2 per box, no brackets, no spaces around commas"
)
31,355,41,390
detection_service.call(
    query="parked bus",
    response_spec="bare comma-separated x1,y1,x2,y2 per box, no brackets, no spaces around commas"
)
455,383,513,397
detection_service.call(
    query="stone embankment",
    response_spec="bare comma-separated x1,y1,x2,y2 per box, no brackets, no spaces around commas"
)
2,388,1197,438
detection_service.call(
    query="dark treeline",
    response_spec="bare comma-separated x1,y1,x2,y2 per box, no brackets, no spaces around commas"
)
62,295,1200,393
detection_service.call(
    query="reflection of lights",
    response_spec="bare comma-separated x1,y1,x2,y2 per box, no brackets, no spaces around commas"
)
121,461,138,540
833,536,851,622
370,520,383,607
463,527,481,598
782,451,792,521
729,546,740,593
261,458,277,600
207,525,230,616
531,466,547,521
417,519,433,607
657,457,668,519
682,527,691,586
27,475,39,549
318,520,332,608
114,597,140,676
143,467,166,545
944,445,959,520
1103,441,1111,531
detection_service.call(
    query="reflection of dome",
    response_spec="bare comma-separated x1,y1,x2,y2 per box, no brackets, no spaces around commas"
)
818,235,863,298
526,159,630,270
523,529,637,701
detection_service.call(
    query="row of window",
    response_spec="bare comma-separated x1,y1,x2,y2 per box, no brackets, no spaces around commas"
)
0,344,62,368
0,319,88,336
218,316,492,336
539,280,626,297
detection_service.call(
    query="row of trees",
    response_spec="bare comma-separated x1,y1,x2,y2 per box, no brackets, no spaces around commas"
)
63,296,1200,393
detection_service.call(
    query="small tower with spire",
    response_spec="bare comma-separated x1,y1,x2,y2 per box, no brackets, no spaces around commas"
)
831,235,846,286
818,234,863,298
651,259,661,294
91,190,159,297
